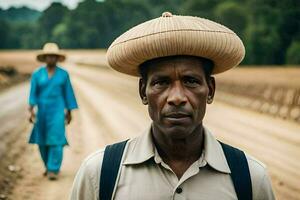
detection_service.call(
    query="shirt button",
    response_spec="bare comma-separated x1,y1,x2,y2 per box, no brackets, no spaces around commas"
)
176,187,183,194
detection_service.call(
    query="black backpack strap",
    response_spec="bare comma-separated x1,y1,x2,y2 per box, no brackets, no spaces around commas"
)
99,140,128,200
220,142,253,200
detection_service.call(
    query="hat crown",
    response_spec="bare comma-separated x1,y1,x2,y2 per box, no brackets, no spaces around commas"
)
42,43,60,53
110,13,234,48
162,11,173,17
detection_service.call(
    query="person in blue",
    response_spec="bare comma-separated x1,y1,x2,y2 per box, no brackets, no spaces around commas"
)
28,43,78,180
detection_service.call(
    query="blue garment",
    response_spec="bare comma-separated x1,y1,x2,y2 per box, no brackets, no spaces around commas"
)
29,66,78,145
39,145,63,173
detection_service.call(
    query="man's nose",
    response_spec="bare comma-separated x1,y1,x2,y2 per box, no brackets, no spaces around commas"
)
167,81,187,106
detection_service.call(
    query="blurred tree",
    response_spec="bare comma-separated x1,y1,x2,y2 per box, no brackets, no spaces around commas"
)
0,20,10,48
52,23,72,47
0,7,41,22
245,0,300,64
214,1,248,37
286,40,300,64
39,2,69,39
244,0,282,64
56,0,103,48
244,23,281,64
276,6,300,65
105,0,151,43
80,28,100,48
182,0,223,19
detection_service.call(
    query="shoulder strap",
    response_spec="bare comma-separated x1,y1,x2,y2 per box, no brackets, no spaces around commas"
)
99,140,128,200
99,140,252,200
220,142,253,200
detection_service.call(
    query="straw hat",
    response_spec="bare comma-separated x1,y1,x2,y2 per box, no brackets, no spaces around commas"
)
107,12,245,76
37,43,66,62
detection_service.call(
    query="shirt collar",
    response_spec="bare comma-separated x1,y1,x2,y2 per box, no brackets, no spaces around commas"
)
123,125,231,174
123,125,154,165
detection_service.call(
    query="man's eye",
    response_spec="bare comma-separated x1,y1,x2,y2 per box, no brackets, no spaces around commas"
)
183,78,200,86
152,79,169,86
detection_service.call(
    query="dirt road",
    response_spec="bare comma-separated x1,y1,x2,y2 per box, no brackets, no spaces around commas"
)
2,62,299,200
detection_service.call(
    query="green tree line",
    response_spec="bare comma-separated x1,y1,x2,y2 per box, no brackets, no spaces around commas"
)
0,0,299,65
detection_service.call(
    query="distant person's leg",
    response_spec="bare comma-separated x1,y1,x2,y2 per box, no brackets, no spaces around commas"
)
47,145,63,180
38,145,48,176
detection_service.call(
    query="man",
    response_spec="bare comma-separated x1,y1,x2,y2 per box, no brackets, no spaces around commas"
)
70,12,275,199
29,43,78,180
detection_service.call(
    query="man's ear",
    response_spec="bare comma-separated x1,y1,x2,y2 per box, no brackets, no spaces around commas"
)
207,76,215,104
139,79,148,105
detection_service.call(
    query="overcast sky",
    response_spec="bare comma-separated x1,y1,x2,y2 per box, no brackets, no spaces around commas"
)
0,0,84,11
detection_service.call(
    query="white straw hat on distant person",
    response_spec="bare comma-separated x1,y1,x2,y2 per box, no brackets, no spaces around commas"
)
37,42,66,62
107,12,245,76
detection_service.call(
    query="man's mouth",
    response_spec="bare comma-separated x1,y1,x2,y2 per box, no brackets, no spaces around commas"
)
164,112,191,118
163,112,191,123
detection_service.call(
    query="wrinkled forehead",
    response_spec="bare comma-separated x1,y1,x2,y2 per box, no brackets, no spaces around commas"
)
146,56,207,77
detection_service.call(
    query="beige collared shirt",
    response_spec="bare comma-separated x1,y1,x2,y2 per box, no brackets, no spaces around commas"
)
70,126,275,200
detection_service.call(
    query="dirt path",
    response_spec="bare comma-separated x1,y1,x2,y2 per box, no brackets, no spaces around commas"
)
3,63,300,200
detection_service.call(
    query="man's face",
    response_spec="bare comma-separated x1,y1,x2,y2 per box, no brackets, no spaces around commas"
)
45,54,59,65
139,56,215,139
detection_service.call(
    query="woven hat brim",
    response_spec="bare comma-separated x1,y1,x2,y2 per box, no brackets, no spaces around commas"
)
107,30,245,76
37,52,66,62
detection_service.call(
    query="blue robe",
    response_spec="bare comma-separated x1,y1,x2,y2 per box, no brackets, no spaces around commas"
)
29,66,78,145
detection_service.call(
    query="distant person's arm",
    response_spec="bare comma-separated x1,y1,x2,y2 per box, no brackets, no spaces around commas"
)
65,110,72,125
63,73,78,125
28,106,35,123
28,73,37,123
63,73,78,110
